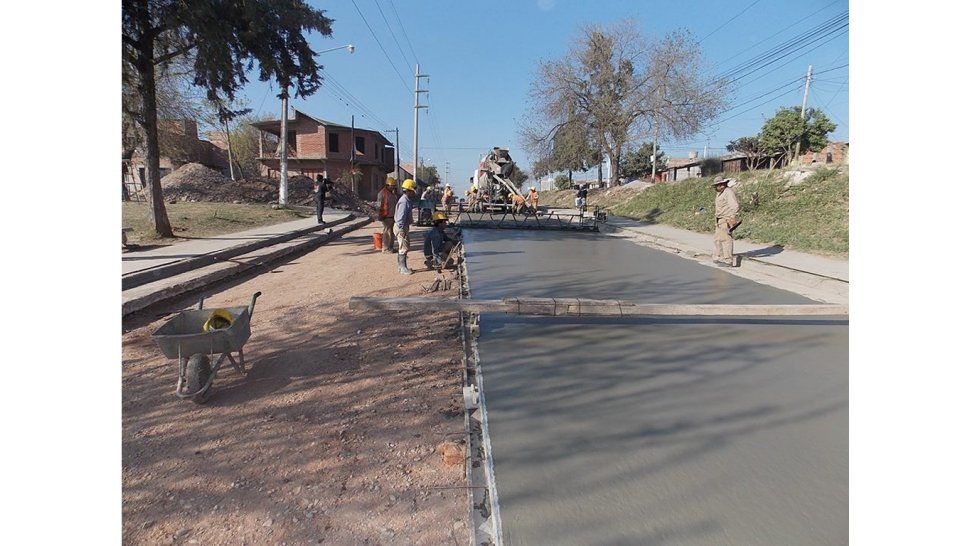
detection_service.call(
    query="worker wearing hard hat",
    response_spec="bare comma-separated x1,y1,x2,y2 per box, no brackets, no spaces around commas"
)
527,186,539,212
442,184,455,214
712,175,741,267
394,178,418,274
423,211,457,270
467,187,479,213
377,176,399,254
510,192,527,214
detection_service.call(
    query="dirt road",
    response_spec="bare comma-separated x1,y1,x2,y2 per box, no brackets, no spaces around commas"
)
122,223,468,545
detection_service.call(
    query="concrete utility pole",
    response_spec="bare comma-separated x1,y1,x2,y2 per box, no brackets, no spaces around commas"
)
413,64,429,183
350,115,357,195
651,124,659,181
445,161,450,186
279,90,289,205
792,64,813,167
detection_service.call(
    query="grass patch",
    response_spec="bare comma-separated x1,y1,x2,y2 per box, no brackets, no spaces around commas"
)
611,168,849,255
122,201,311,244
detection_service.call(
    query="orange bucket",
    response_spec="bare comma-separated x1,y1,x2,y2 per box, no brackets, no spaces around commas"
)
373,232,383,250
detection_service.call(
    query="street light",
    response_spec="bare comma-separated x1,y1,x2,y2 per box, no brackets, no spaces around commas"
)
278,43,355,206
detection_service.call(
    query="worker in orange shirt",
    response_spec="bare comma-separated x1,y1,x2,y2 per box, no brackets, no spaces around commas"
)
376,176,399,254
527,186,539,212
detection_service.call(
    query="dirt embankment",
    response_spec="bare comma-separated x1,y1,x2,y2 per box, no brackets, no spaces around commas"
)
122,223,468,545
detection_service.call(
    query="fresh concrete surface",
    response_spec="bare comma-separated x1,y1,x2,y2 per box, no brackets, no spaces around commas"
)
463,229,848,545
122,211,349,276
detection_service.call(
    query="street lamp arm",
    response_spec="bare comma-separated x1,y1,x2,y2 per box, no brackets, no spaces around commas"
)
316,44,355,54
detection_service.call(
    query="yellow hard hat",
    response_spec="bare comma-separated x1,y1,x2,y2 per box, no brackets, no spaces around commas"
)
385,176,397,186
203,309,234,332
402,179,417,191
432,211,449,222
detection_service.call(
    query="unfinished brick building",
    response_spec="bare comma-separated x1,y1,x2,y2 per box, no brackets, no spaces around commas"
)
253,110,396,200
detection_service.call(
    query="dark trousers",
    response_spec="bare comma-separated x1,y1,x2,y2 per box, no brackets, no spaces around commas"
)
315,199,324,222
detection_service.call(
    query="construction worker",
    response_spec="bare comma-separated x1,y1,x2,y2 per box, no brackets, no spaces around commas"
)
394,178,418,274
527,186,539,212
712,175,741,267
376,176,399,253
423,211,458,269
510,192,527,214
467,187,479,213
442,184,454,213
575,184,588,214
313,175,331,224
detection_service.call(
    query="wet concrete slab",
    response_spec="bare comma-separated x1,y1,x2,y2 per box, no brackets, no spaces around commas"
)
464,229,848,545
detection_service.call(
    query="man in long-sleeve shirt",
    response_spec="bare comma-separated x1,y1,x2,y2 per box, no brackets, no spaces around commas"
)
394,179,417,275
376,177,399,254
712,176,741,267
423,211,457,269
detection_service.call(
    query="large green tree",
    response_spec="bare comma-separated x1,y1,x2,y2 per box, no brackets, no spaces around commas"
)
618,141,666,179
416,164,441,187
758,107,837,168
122,0,333,236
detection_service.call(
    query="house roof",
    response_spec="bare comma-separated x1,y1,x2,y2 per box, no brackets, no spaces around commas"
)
251,109,391,145
665,157,703,169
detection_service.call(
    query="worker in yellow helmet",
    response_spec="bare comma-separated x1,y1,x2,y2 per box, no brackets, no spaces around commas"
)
423,211,457,270
377,176,399,253
394,179,418,274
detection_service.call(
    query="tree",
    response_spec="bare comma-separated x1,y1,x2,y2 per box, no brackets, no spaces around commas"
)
726,136,762,171
509,164,530,187
618,141,666,179
519,21,726,188
554,174,572,190
122,0,333,237
758,107,837,167
416,164,441,186
525,107,600,179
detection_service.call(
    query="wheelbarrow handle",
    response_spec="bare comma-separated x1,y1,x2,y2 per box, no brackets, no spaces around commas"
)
248,291,262,317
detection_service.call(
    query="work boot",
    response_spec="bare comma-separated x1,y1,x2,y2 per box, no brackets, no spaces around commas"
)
397,254,413,275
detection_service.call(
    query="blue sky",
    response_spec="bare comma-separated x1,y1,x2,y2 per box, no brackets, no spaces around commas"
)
237,0,849,183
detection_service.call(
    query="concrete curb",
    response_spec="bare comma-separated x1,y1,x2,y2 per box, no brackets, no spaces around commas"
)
599,220,849,305
122,213,357,290
122,217,373,316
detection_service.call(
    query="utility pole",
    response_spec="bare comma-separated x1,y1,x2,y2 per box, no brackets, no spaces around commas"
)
350,115,357,195
413,64,429,184
445,161,450,186
792,64,813,167
651,124,659,181
279,89,289,205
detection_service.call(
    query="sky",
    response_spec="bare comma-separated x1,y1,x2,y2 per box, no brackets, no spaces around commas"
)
236,0,849,184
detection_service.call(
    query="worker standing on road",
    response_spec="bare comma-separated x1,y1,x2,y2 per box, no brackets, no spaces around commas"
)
377,176,399,254
527,186,539,212
423,211,457,270
442,184,454,214
712,175,741,267
313,175,331,224
395,179,418,275
575,184,588,215
467,187,479,213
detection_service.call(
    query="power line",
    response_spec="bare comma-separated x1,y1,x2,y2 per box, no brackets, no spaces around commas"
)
724,27,848,92
372,0,412,70
348,0,411,93
387,0,420,66
699,0,763,43
715,0,842,66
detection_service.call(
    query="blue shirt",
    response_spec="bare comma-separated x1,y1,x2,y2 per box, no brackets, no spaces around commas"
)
394,193,414,229
423,227,452,259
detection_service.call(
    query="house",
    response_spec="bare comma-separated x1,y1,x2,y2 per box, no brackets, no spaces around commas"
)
252,110,395,200
129,119,229,184
662,154,703,182
799,141,848,166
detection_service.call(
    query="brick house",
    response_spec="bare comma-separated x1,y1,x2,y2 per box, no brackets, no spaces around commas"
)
252,110,395,200
129,119,229,184
799,141,848,166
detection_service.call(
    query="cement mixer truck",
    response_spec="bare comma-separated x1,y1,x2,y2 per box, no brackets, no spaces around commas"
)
470,147,522,212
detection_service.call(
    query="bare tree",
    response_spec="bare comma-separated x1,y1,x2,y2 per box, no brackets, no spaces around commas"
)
520,20,726,187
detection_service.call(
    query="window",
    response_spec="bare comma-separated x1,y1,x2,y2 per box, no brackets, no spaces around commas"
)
826,152,833,163
328,133,340,153
287,131,297,153
355,136,365,156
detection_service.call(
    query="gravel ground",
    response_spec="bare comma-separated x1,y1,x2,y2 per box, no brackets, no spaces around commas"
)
122,222,468,545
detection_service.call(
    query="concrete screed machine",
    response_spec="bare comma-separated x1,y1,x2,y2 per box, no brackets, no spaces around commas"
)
470,147,524,212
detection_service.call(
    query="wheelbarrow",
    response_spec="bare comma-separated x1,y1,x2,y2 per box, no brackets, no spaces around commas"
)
151,292,261,404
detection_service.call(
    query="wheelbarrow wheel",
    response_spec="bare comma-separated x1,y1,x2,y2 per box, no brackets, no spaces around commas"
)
185,353,213,404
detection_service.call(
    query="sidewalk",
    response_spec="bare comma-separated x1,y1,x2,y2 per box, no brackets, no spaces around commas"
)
122,211,349,276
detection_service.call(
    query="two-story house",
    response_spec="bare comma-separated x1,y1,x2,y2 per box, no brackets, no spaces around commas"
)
252,110,395,200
